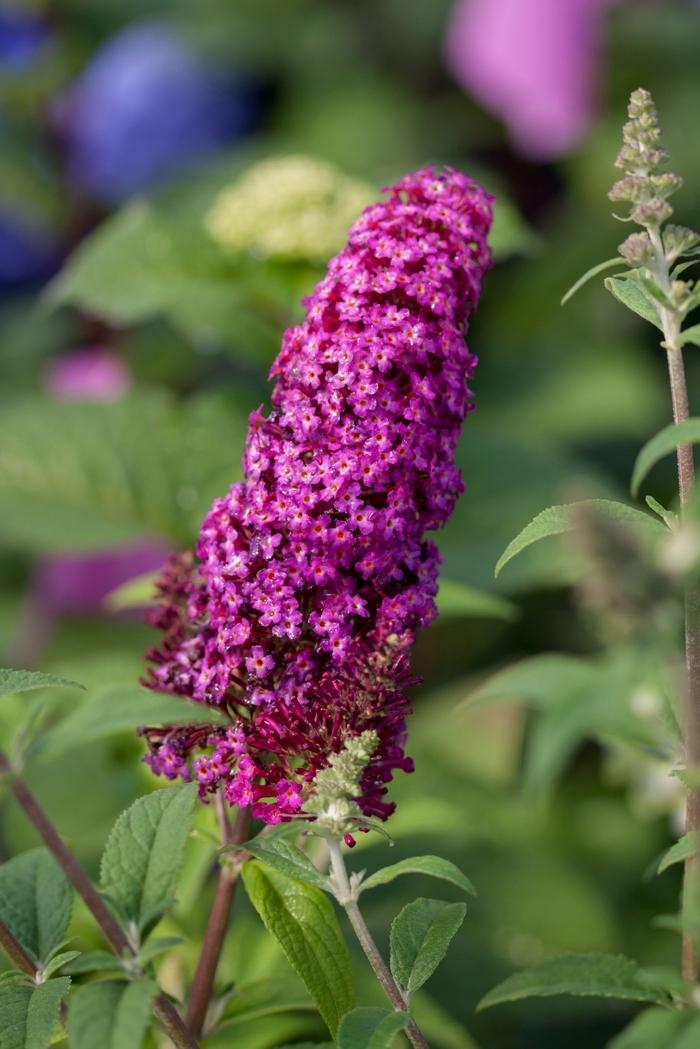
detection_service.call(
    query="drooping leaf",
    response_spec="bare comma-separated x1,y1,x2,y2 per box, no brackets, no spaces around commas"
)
0,977,70,1049
608,1007,700,1048
560,258,621,306
63,951,124,976
32,686,225,762
100,784,196,932
137,937,185,967
604,275,662,329
336,1007,410,1049
477,953,672,1011
679,323,700,348
389,898,466,998
0,669,82,699
495,499,663,577
217,976,315,1030
67,979,156,1049
0,850,72,964
631,419,700,495
360,856,475,897
241,861,354,1036
435,580,517,622
225,834,329,891
658,833,698,874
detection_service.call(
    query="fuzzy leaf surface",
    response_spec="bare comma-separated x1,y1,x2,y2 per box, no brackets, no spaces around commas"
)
604,275,662,329
390,898,466,997
67,979,156,1049
100,784,196,931
0,850,72,964
0,977,70,1049
632,419,700,495
336,1007,410,1049
0,669,82,699
495,500,663,577
478,953,672,1010
241,860,354,1035
361,856,475,897
227,834,329,891
608,1007,700,1048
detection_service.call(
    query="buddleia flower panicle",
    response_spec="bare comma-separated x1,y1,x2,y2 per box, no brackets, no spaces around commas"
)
140,166,493,831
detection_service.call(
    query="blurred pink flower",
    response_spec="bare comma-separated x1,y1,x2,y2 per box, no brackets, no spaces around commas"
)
444,0,620,159
45,346,131,400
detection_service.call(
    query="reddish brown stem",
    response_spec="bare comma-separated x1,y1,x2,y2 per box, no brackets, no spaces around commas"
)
0,750,199,1049
185,803,252,1037
0,917,69,1023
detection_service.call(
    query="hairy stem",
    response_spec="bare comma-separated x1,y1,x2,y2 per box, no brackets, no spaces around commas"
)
0,749,200,1049
649,226,700,983
185,801,251,1037
328,840,429,1049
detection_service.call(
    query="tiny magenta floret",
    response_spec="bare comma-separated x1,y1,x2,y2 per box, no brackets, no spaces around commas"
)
141,166,492,827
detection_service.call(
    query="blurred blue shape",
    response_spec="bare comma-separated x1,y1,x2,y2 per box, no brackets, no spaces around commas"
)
0,210,58,295
57,23,260,204
0,9,49,69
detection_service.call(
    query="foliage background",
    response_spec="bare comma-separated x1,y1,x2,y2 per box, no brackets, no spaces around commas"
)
1,2,700,1047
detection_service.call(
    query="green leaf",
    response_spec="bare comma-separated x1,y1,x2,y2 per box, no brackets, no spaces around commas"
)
360,856,476,897
608,1007,700,1048
632,419,700,495
679,323,700,347
560,258,621,306
336,1007,410,1049
435,580,517,622
463,654,598,711
477,953,672,1011
225,834,329,891
645,495,677,529
241,861,355,1036
137,936,185,967
658,833,698,874
604,275,662,329
389,898,466,998
638,274,671,308
67,979,156,1049
0,669,82,699
41,950,81,979
32,685,225,762
0,977,70,1049
0,392,246,552
100,784,196,933
495,499,663,577
0,850,72,964
217,976,315,1030
103,572,159,612
63,951,124,976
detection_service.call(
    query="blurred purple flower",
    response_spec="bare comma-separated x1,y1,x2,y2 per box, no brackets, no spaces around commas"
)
0,211,58,296
54,23,260,204
444,0,620,159
0,9,49,69
35,543,168,617
45,347,132,401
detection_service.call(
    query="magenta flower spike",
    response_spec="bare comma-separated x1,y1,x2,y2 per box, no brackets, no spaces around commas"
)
141,167,492,829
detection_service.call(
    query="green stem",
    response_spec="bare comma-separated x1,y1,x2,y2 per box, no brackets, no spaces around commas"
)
328,840,430,1049
648,225,700,984
0,749,200,1049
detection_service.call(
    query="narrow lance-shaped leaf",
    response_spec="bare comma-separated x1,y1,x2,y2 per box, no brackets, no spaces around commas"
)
241,860,354,1036
560,258,621,306
0,669,83,699
604,275,662,329
224,832,329,891
631,419,700,495
477,953,672,1011
0,849,72,964
495,499,663,578
389,898,466,998
679,323,700,347
336,1007,410,1049
658,832,698,874
360,855,476,896
100,783,196,933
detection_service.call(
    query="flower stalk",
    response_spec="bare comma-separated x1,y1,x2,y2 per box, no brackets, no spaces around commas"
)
0,748,200,1049
610,88,700,982
327,839,429,1049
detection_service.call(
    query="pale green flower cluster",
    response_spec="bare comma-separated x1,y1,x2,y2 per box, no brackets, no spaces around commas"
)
304,730,379,837
206,154,373,262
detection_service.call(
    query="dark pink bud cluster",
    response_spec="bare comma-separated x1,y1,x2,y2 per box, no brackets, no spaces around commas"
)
141,166,492,825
